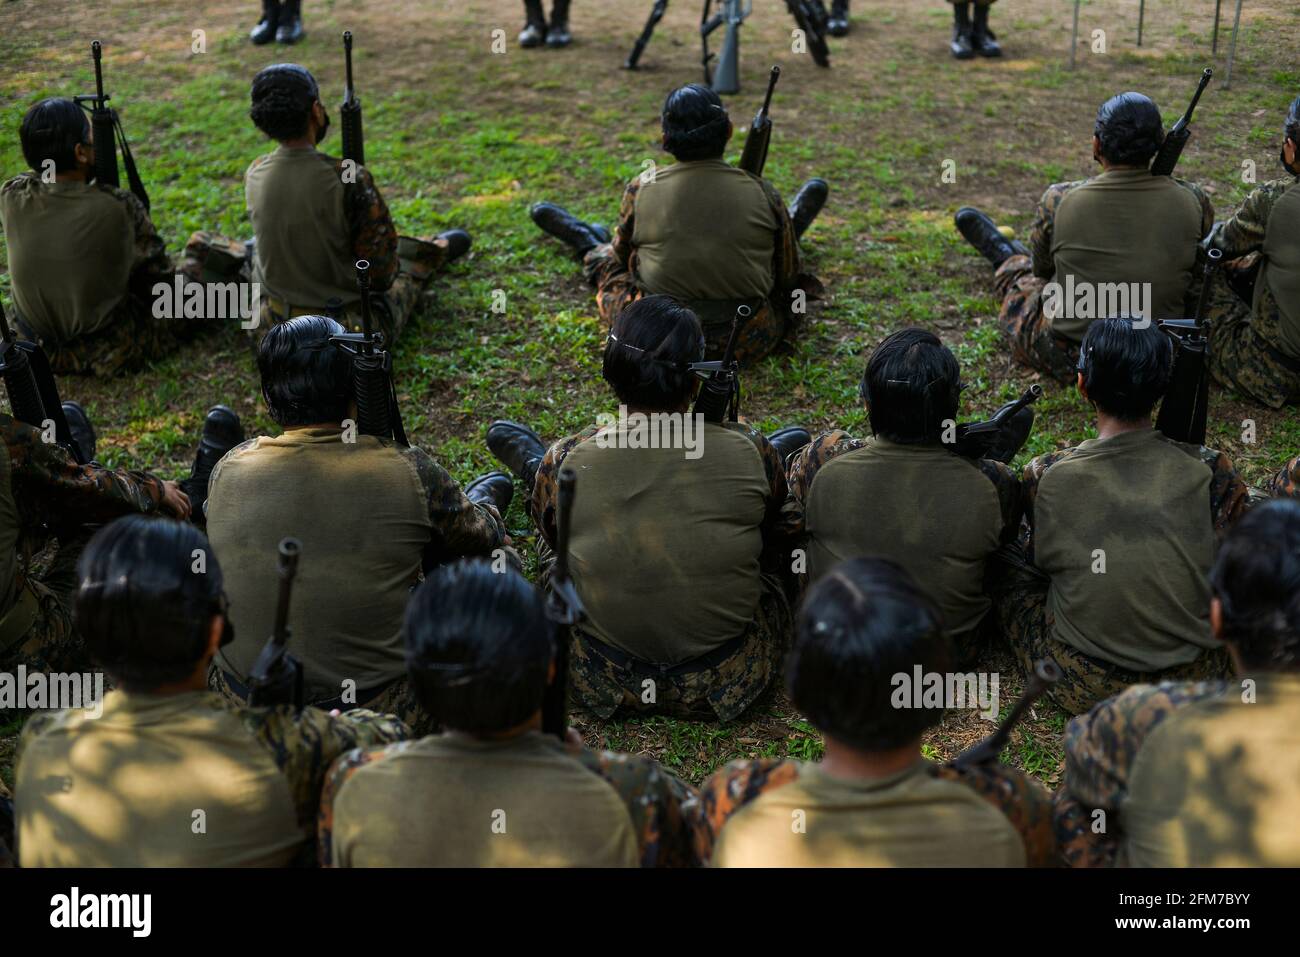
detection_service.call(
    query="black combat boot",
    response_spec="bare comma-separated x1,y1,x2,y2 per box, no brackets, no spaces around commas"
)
788,178,829,241
519,0,547,48
983,403,1034,464
250,0,280,45
487,420,547,491
547,0,572,47
767,426,812,465
827,0,850,37
951,2,975,60
181,405,245,521
437,229,473,263
60,401,97,463
954,207,1026,268
465,471,515,515
971,3,1002,57
530,202,608,256
275,0,304,44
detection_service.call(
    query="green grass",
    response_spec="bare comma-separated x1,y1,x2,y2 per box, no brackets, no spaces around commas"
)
2,0,1298,788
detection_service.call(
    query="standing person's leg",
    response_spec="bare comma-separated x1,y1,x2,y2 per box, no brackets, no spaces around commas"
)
276,0,305,44
249,0,282,45
949,1,975,59
519,0,548,48
971,0,1002,57
547,0,573,47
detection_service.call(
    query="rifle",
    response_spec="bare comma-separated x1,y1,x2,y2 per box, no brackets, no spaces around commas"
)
341,31,365,168
738,66,780,177
702,0,751,95
0,298,85,463
542,468,584,739
954,658,1061,767
246,538,305,710
952,384,1043,462
1156,247,1224,445
1150,68,1213,177
73,41,150,210
786,0,831,68
625,0,670,70
329,260,408,445
693,304,750,422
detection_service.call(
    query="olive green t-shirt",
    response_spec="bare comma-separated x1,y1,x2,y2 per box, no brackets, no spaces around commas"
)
1122,675,1300,866
1261,178,1300,356
631,159,777,303
561,420,771,664
1034,429,1218,671
1050,170,1207,338
710,762,1027,867
0,177,135,341
326,732,640,867
803,439,1013,641
207,429,432,702
245,146,358,312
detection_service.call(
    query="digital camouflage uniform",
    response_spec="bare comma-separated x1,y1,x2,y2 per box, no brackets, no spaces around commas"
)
1,173,213,377
1268,454,1300,498
695,756,1057,867
991,440,1247,715
1205,176,1300,408
16,692,406,867
0,414,170,677
582,173,823,365
318,733,705,867
531,420,795,722
993,177,1214,382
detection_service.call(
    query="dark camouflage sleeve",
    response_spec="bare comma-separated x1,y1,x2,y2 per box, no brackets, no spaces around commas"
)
244,704,408,839
724,420,791,541
1268,455,1300,498
695,758,802,863
1166,439,1250,535
757,175,825,308
530,423,603,548
1019,446,1078,562
1029,180,1086,279
974,457,1024,543
336,158,400,292
931,762,1058,867
569,743,705,867
780,430,865,539
1055,680,1226,867
401,444,508,559
107,184,173,281
611,177,640,272
1207,177,1294,258
317,740,408,867
5,415,167,530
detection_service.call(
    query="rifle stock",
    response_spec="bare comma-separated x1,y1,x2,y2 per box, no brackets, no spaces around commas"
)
954,658,1061,766
341,31,365,168
329,260,408,445
542,469,584,738
952,384,1043,460
738,66,780,176
246,538,305,710
1150,68,1213,177
693,304,750,422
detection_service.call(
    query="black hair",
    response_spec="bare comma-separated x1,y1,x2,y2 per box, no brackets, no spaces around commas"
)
75,516,226,691
20,97,90,174
1209,499,1300,672
257,315,352,427
404,560,554,733
1286,95,1300,146
661,84,730,162
788,558,951,751
1077,316,1172,421
1094,92,1165,168
249,64,320,141
861,328,962,444
601,295,705,410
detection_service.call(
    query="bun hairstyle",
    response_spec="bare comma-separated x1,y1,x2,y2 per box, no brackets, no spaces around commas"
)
249,63,320,141
1094,92,1166,168
601,295,705,410
861,327,963,445
661,84,731,161
257,315,353,427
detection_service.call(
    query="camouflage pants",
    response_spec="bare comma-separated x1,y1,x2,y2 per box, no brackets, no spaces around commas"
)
568,574,793,723
0,531,95,677
580,243,790,365
1206,295,1300,410
1269,456,1300,498
994,254,1080,384
208,664,433,736
989,553,1232,716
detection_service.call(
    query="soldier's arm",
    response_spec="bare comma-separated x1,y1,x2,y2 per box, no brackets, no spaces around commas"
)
1018,448,1074,563
931,763,1058,867
780,430,862,539
1171,441,1250,535
724,421,792,544
1174,178,1216,240
7,418,168,526
1057,680,1226,867
757,177,804,289
570,744,706,867
340,161,400,292
317,743,404,867
530,426,601,548
403,445,508,559
609,178,640,268
695,758,801,864
244,705,408,850
1206,179,1287,258
1268,455,1300,498
1029,181,1082,280
975,458,1025,544
116,186,173,281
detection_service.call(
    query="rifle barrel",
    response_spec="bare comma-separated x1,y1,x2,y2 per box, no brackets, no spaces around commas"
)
355,259,374,350
92,41,105,101
1194,247,1224,327
344,31,355,93
271,538,301,645
555,469,577,583
759,65,780,115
